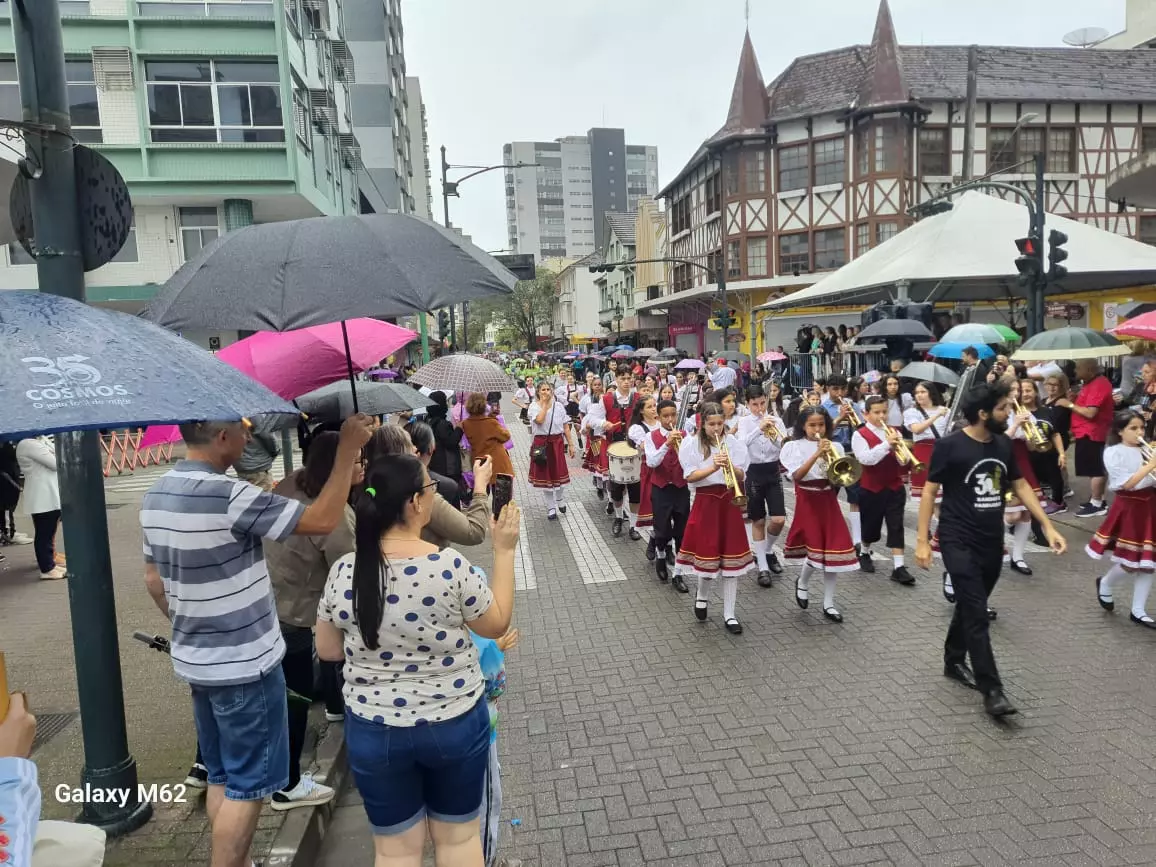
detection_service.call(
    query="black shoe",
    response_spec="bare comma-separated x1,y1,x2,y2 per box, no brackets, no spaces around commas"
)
943,662,978,690
768,551,783,574
942,572,955,603
1009,559,1032,576
1130,613,1156,629
672,574,689,593
984,690,1017,717
694,601,708,621
612,517,624,537
183,763,209,790
823,606,843,623
795,575,809,609
646,537,657,561
628,527,642,541
547,509,558,521
666,546,676,566
724,618,743,635
655,559,669,583
1030,534,1049,547
558,504,567,514
596,485,605,500
1096,576,1115,611
606,500,614,515
757,569,774,588
987,607,998,621
890,566,915,586
858,552,876,573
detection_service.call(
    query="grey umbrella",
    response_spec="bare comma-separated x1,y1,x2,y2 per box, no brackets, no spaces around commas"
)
856,318,934,341
408,354,515,394
896,361,960,387
296,380,434,420
143,212,517,332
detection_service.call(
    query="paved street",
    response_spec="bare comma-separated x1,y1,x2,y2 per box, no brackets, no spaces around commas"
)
319,412,1156,867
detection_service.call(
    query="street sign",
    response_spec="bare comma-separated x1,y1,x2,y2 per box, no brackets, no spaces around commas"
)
1046,302,1084,320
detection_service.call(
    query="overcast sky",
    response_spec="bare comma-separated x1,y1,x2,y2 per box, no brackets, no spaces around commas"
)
401,0,1127,252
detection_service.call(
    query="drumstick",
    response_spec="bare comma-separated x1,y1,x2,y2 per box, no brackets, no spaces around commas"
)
0,652,9,722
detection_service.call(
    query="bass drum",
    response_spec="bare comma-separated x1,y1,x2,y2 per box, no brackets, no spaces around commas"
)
607,441,641,485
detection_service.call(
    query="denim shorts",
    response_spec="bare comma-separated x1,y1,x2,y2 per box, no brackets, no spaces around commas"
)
345,697,490,835
190,665,289,801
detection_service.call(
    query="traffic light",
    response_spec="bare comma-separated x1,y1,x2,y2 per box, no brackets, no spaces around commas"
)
588,263,618,273
437,309,450,338
1014,235,1042,287
1048,229,1069,281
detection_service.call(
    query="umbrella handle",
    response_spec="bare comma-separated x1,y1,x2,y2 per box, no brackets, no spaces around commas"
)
341,319,360,414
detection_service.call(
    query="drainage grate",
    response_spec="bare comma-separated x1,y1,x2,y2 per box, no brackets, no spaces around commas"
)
31,712,78,755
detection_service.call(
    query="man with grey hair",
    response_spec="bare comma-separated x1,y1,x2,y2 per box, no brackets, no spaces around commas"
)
141,414,373,867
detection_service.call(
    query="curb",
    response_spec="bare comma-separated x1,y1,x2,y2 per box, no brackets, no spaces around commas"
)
264,721,349,867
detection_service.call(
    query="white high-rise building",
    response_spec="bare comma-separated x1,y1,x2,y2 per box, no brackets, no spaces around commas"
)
503,128,658,259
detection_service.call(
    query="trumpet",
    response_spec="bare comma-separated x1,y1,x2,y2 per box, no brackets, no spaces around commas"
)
1011,399,1052,452
883,424,925,473
759,414,783,443
842,399,864,428
714,434,748,508
812,435,863,488
1137,437,1156,481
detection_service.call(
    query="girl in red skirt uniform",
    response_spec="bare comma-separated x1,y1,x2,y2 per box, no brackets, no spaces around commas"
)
1005,378,1053,575
528,381,576,521
628,395,661,546
779,406,860,622
580,378,607,496
676,401,753,634
904,381,949,502
1088,410,1156,629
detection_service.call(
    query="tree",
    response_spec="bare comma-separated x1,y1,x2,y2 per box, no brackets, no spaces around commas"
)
504,267,558,351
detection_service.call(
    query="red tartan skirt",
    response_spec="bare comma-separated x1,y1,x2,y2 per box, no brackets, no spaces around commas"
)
675,485,753,579
582,436,608,474
783,483,859,572
1086,488,1156,570
910,440,941,502
528,434,570,488
1006,438,1041,513
635,461,654,527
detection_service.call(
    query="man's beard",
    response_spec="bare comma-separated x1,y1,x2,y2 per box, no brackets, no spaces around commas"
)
985,415,1008,434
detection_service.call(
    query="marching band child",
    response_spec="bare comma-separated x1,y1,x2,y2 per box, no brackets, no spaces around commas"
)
580,378,607,499
513,375,535,427
1088,410,1156,629
904,381,949,503
646,399,690,593
1005,379,1046,575
528,381,576,520
852,395,915,586
677,401,753,634
780,406,859,622
737,385,788,586
587,369,642,537
628,395,662,556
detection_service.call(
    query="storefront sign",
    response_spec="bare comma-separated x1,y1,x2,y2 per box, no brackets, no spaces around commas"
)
669,324,698,335
1046,302,1084,320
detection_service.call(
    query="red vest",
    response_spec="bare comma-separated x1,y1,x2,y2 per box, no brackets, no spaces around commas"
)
649,428,687,488
857,424,904,492
603,392,637,442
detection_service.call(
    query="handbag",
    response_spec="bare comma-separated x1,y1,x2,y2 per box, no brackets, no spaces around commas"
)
531,402,555,466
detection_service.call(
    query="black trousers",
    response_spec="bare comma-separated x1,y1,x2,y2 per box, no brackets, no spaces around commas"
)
31,510,60,573
1029,450,1064,504
858,486,906,549
281,624,317,791
941,541,1003,695
608,480,641,505
650,485,690,552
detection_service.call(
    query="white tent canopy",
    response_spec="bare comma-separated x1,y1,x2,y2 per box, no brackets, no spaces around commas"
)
760,191,1156,311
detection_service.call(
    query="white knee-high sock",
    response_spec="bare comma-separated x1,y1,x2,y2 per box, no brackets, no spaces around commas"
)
696,575,711,603
721,575,738,621
798,562,814,591
744,521,756,547
627,506,638,529
849,512,862,547
1011,522,1030,561
556,485,567,506
752,537,768,571
1100,563,1128,597
766,530,781,551
823,571,837,610
1132,572,1154,618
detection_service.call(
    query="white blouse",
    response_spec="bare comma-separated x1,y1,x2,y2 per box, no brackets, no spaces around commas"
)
1006,407,1040,442
629,422,660,448
528,401,570,436
885,394,913,427
1104,443,1156,492
903,406,950,442
677,433,750,489
780,438,847,483
738,414,787,465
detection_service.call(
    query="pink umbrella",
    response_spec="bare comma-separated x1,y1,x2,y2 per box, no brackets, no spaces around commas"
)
217,318,416,401
757,350,787,363
1110,309,1156,341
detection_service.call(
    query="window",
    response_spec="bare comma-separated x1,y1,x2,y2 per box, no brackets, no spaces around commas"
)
814,228,846,270
746,237,767,277
146,60,284,143
874,120,902,173
704,173,721,214
178,206,219,260
1047,128,1075,173
7,243,34,265
292,85,310,150
855,125,869,177
727,240,741,278
855,223,870,257
744,150,765,193
1140,216,1156,246
111,210,138,263
990,125,1075,174
779,232,809,274
0,58,101,141
918,128,949,175
1143,127,1156,153
138,0,275,18
723,152,739,196
812,138,845,186
875,221,898,246
778,144,808,191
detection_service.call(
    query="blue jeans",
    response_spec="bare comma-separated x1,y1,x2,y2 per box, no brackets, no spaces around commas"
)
345,697,490,835
190,666,289,800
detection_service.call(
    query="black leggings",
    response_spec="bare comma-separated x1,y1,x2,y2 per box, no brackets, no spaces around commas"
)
31,510,60,573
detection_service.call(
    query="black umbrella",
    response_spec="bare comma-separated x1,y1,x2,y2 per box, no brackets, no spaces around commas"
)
143,212,517,332
896,361,960,387
856,318,934,342
296,380,433,420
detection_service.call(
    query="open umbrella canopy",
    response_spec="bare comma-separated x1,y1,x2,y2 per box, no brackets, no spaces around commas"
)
940,323,1008,346
0,291,297,440
712,350,749,362
1110,308,1156,341
217,318,415,400
758,350,788,362
408,354,515,394
759,191,1156,311
634,347,658,358
991,324,1022,343
675,358,706,371
297,380,432,420
143,212,517,332
615,344,636,352
1012,327,1131,361
857,319,934,341
897,361,960,386
927,341,995,360
611,350,633,359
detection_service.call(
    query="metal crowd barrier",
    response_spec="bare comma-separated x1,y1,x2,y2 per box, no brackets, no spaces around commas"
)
100,430,176,477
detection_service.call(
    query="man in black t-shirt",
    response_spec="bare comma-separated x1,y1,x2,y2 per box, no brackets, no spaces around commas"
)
916,382,1066,718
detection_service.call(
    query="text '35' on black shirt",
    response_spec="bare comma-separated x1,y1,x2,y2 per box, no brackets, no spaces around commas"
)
928,430,1020,548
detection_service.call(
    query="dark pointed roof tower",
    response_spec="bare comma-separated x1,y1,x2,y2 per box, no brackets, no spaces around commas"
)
708,29,769,145
857,0,911,111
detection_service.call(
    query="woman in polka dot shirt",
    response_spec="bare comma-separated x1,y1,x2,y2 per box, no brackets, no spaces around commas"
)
316,453,520,865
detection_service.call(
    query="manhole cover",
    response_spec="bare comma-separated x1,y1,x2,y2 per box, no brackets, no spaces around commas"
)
31,712,78,754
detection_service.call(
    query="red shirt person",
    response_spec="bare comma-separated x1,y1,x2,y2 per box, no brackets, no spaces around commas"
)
1069,359,1117,517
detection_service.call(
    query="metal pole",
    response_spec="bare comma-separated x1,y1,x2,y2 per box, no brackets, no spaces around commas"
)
1030,152,1047,337
961,45,977,182
339,319,359,412
419,311,431,363
462,300,469,352
280,428,294,476
440,146,456,349
12,0,150,835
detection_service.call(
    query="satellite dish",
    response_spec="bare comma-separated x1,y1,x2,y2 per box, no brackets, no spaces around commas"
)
1063,26,1110,47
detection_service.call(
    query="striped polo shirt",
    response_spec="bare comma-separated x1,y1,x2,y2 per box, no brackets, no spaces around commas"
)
141,460,304,687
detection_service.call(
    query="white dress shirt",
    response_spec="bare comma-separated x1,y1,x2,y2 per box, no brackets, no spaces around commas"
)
628,422,659,448
528,401,570,436
1105,444,1156,492
677,433,749,489
851,422,894,467
904,407,949,441
780,438,846,483
709,364,738,390
645,426,682,469
737,414,787,464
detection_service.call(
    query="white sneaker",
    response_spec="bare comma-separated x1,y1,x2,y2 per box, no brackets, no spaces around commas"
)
269,774,335,811
9,532,32,545
183,763,209,790
39,565,66,580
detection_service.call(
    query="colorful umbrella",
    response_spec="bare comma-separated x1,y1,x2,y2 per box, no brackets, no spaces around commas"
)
611,350,633,359
991,324,1022,343
675,358,706,371
757,351,788,362
927,342,995,360
1110,309,1156,341
1011,327,1130,361
940,323,1007,345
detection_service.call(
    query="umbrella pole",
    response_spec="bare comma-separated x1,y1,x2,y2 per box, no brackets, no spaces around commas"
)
341,319,360,414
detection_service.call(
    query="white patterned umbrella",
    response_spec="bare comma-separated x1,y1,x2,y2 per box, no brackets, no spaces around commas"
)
408,354,515,394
